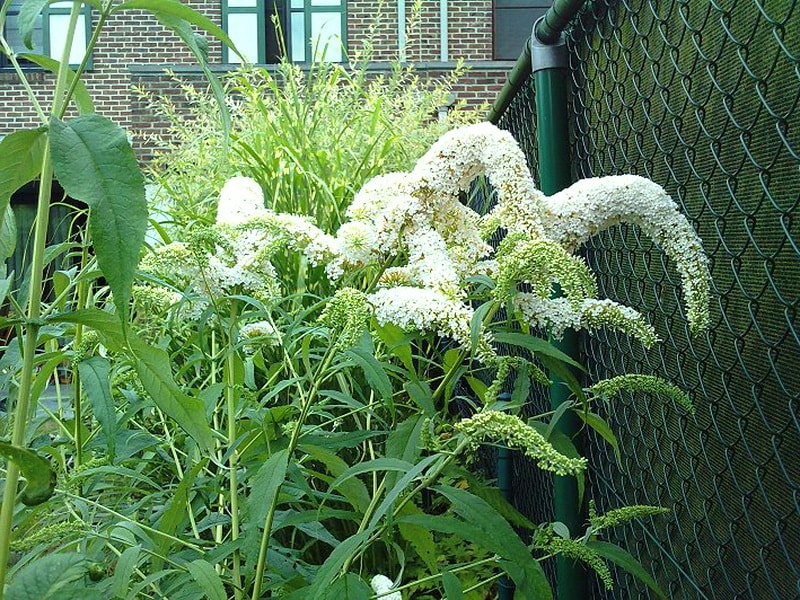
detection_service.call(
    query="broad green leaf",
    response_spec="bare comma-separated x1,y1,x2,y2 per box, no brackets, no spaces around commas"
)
544,399,574,441
187,560,227,600
0,270,12,308
322,573,371,600
492,332,586,371
441,570,463,600
538,353,586,401
49,308,126,351
49,115,146,324
469,301,493,355
78,356,117,458
586,541,668,600
1,205,16,260
247,449,289,525
154,459,208,570
112,546,141,599
0,128,46,223
397,501,438,571
404,380,435,416
0,441,56,505
375,321,414,372
128,339,214,451
455,469,537,530
5,553,86,600
19,54,94,115
465,376,488,403
345,346,393,403
435,485,552,600
576,410,621,465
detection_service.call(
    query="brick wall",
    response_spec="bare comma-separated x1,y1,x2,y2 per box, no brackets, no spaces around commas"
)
1,1,517,160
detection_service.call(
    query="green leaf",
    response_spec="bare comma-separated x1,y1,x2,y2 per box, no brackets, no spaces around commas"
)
375,321,414,372
49,308,126,351
0,441,56,505
301,444,370,513
576,410,621,465
322,573,371,600
187,559,227,600
545,399,574,441
441,570,463,600
1,205,16,261
404,380,435,416
112,0,234,138
586,541,668,600
303,531,370,599
5,553,86,600
397,502,438,571
128,339,214,451
19,54,94,114
18,0,48,48
434,485,552,600
78,356,117,458
112,0,238,53
112,546,141,599
345,346,393,404
49,115,146,324
247,449,289,525
154,459,207,570
367,454,439,531
328,458,413,493
492,332,586,371
469,301,493,355
0,128,46,222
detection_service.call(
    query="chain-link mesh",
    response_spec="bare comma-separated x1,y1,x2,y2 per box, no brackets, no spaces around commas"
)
493,0,799,598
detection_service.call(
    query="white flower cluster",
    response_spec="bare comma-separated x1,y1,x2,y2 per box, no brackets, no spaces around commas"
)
138,177,284,319
541,175,711,333
515,295,658,347
239,321,279,353
320,123,708,353
200,123,710,353
370,574,401,600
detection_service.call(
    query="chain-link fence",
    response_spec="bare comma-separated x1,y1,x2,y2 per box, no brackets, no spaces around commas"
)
494,0,799,598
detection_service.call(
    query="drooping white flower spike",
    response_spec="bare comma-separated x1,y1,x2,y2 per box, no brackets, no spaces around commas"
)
541,174,711,333
413,121,548,239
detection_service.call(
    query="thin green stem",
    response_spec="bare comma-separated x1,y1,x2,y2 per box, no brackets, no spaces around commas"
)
0,146,55,599
250,340,338,600
225,304,243,600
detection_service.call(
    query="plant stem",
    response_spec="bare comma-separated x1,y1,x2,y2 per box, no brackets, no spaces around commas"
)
250,340,338,599
0,146,55,599
225,304,243,600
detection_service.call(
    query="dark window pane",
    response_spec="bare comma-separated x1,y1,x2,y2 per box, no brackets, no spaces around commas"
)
494,6,548,60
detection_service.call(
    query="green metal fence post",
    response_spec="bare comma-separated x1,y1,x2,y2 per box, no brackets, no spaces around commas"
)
531,16,588,600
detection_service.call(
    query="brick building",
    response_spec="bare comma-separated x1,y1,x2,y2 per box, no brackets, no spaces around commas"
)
1,1,549,159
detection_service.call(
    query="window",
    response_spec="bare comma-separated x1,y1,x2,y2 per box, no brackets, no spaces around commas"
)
493,0,550,61
222,0,345,64
0,0,91,69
